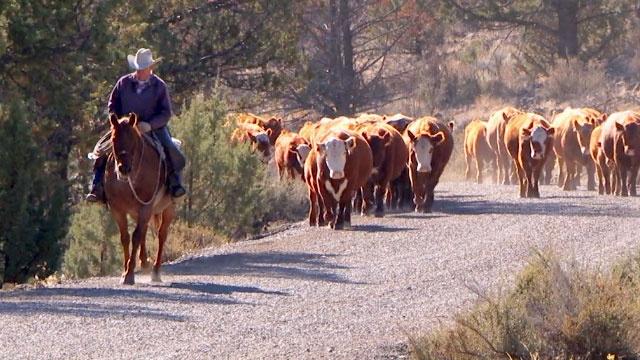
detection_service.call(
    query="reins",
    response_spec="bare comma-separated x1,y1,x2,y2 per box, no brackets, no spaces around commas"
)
125,131,164,206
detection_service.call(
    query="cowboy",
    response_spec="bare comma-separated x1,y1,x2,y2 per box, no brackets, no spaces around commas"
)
86,48,187,202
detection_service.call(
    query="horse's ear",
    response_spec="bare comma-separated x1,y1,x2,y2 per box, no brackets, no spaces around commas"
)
129,113,138,127
109,113,119,128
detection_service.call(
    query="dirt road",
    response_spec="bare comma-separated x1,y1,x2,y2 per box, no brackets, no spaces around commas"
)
1,182,638,359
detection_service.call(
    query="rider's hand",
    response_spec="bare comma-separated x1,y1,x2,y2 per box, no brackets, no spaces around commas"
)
136,122,152,133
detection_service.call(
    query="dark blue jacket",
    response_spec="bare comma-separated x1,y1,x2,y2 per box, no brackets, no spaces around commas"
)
107,73,173,130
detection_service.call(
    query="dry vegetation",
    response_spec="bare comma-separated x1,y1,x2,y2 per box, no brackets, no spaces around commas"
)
410,250,640,360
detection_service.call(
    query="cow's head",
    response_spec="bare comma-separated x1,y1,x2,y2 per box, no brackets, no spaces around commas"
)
521,123,554,160
293,143,311,168
406,130,445,173
317,136,357,179
362,129,391,173
264,117,283,144
248,128,273,162
616,121,640,157
573,118,594,157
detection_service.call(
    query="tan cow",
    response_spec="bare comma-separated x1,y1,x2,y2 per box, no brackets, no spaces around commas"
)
236,112,283,145
552,108,596,191
598,110,640,196
590,125,614,195
504,113,555,198
230,122,273,162
404,117,454,212
464,119,494,184
486,107,522,185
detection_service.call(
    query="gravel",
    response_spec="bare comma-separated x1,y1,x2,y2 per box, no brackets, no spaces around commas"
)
1,182,639,359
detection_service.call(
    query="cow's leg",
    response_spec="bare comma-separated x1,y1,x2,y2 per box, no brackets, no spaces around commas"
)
110,209,130,277
619,165,629,197
585,161,596,191
563,160,575,191
307,186,318,226
423,181,437,213
531,164,542,198
360,182,374,216
374,183,386,217
595,161,605,195
489,157,498,183
334,202,345,230
123,209,152,285
514,160,526,198
557,158,565,188
464,150,472,181
543,155,554,185
628,165,638,196
495,154,503,184
342,199,352,229
475,157,483,184
152,206,175,282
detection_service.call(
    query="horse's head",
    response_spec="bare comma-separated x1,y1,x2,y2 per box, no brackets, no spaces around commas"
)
110,113,141,179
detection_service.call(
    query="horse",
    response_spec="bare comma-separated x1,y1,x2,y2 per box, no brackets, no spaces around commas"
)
105,113,176,285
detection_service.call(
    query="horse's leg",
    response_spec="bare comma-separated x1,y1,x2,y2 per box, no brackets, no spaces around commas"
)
123,210,153,285
140,215,159,271
110,210,130,277
152,206,175,282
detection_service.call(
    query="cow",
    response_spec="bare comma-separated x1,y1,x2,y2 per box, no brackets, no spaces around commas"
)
464,119,494,184
304,129,373,229
589,124,615,195
230,122,273,162
274,129,311,181
598,110,640,196
581,107,608,126
357,122,409,217
504,112,555,198
486,107,522,185
552,108,596,191
236,112,283,145
404,116,454,212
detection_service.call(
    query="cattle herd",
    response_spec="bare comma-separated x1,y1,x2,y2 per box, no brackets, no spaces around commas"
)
230,106,640,229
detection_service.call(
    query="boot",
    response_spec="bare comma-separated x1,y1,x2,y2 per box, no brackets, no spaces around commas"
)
168,172,186,198
86,156,107,203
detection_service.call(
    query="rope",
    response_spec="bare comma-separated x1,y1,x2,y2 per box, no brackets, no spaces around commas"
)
126,134,164,206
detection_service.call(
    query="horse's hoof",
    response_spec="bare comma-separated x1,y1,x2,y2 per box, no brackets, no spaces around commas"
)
374,210,384,218
151,270,162,283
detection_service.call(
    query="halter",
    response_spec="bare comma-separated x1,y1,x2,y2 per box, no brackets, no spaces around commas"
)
120,130,165,206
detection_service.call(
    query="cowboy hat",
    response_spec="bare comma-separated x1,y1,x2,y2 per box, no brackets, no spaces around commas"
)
127,48,162,71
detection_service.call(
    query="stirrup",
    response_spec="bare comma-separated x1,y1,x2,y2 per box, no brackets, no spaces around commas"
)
86,184,105,203
171,185,186,198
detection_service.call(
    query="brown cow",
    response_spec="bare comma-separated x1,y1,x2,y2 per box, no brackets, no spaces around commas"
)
552,108,596,191
486,107,522,185
304,129,373,229
404,117,454,212
274,129,311,181
358,122,409,217
598,110,640,196
236,112,283,145
230,122,273,162
464,119,494,184
505,113,555,198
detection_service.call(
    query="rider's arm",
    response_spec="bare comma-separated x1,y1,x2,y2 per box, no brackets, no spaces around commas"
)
108,77,122,116
147,82,172,130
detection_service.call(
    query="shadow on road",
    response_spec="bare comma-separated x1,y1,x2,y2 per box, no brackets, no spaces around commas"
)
169,281,288,296
166,251,364,285
350,224,418,233
433,198,638,217
0,299,188,321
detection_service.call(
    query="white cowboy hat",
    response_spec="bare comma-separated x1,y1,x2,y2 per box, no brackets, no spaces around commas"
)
127,48,161,70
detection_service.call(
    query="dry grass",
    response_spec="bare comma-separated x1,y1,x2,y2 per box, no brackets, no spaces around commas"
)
410,250,640,360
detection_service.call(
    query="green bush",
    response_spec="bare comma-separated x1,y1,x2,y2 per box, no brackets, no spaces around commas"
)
411,251,640,360
62,204,121,279
0,100,68,285
172,94,306,238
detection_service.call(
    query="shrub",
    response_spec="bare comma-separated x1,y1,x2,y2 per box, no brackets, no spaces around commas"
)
62,204,121,279
0,100,68,285
538,59,608,105
411,251,640,359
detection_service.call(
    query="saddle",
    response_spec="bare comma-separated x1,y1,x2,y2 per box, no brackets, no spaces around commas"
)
88,131,182,162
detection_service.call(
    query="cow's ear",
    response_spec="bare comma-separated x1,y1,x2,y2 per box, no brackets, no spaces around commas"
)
247,131,257,142
597,141,602,148
266,128,273,137
448,121,455,131
109,113,119,128
406,130,416,142
502,112,509,122
572,119,581,130
431,132,445,146
521,127,532,139
599,113,608,123
345,137,357,152
382,131,391,142
129,112,138,127
317,142,326,154
616,122,624,131
546,127,555,136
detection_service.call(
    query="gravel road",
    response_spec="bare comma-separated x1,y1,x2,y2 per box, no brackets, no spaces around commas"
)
1,182,639,359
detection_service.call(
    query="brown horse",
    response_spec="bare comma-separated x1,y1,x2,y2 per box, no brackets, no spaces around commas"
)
105,113,176,285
